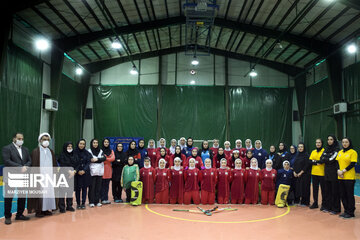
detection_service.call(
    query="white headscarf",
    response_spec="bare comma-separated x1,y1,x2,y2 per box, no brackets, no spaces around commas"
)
245,139,253,150
147,139,155,149
235,139,242,148
255,140,262,150
250,158,258,170
220,158,227,169
283,160,290,171
188,158,196,170
169,139,177,154
178,137,186,150
157,138,166,148
235,158,242,170
265,159,273,171
173,157,181,171
144,158,151,169
158,158,166,169
212,139,219,148
224,141,231,151
204,158,212,169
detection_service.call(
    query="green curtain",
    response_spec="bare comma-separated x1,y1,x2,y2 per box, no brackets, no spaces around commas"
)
93,85,158,143
229,87,293,151
53,74,84,155
0,44,43,164
304,78,336,151
160,86,226,145
344,62,360,154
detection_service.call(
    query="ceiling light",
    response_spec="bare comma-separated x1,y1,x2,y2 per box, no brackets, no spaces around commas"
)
35,38,50,51
130,65,138,75
347,44,357,54
111,41,122,49
191,56,199,66
249,69,257,77
75,67,83,75
190,80,196,85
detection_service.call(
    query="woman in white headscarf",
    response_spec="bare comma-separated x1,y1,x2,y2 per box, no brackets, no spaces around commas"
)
245,158,261,204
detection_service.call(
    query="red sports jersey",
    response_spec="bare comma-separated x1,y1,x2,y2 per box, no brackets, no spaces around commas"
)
210,147,219,156
231,168,247,203
140,167,156,203
212,155,231,169
260,169,277,191
169,154,186,167
170,168,184,203
156,147,170,158
147,148,157,168
245,168,261,204
184,168,201,192
242,157,251,169
184,156,203,170
201,168,217,193
155,155,171,169
224,149,233,159
217,168,232,204
155,168,171,193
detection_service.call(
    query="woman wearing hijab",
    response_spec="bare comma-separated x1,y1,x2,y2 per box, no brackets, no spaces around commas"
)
170,157,185,204
112,143,127,203
147,139,157,168
182,137,194,157
278,142,290,162
185,148,203,170
243,150,254,169
231,159,247,204
137,139,147,169
57,142,77,212
217,158,232,204
293,143,311,206
178,137,187,151
233,139,247,159
156,147,171,168
245,139,254,151
155,159,171,204
127,140,141,165
276,160,293,205
156,138,169,157
319,135,340,214
253,140,268,169
169,139,177,155
201,158,217,205
73,139,92,209
245,158,261,204
267,145,282,170
183,158,201,205
224,141,233,159
121,156,139,202
260,159,277,205
336,138,358,219
210,139,220,156
198,140,214,166
288,145,298,168
140,157,156,204
100,138,115,204
309,139,326,210
88,139,106,207
213,147,230,169
169,145,186,167
231,150,241,168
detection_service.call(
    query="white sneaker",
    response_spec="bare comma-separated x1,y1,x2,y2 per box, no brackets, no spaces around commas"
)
97,203,102,207
89,204,95,208
101,200,107,204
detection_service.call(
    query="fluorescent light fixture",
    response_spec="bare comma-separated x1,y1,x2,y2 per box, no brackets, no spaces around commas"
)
35,38,50,51
249,69,258,77
190,80,196,85
75,67,83,75
347,44,357,54
111,41,122,49
191,56,199,66
130,65,138,75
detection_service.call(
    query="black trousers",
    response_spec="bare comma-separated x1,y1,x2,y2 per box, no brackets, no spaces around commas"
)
89,176,102,204
125,188,131,202
323,180,341,212
4,196,26,219
58,197,73,210
295,173,311,205
101,179,111,201
112,179,122,200
311,175,326,206
339,180,356,216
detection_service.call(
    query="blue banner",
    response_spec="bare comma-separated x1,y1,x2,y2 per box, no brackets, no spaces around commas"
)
107,137,144,152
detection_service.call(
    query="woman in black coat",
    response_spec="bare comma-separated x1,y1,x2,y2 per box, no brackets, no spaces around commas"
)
319,135,340,214
293,143,312,206
112,143,127,203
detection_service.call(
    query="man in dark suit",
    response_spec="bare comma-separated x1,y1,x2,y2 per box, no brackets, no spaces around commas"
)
2,132,32,225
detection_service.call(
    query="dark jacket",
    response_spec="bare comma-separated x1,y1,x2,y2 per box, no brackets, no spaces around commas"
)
320,146,340,181
112,150,127,181
293,152,311,174
2,143,31,167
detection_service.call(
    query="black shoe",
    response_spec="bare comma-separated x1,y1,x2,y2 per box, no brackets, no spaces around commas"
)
60,209,66,213
321,208,329,213
309,203,318,209
5,218,12,225
15,215,30,220
330,211,340,215
81,204,86,209
43,211,52,216
66,207,75,212
35,212,45,218
76,205,82,210
342,213,355,219
339,213,346,218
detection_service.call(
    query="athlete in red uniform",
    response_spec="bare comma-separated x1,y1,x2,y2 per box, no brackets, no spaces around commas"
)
140,157,156,204
183,158,201,204
156,148,171,168
231,159,247,204
155,159,171,204
184,148,203,169
224,141,233,159
245,158,261,204
169,146,186,167
147,139,157,168
233,139,247,159
210,139,220,156
213,147,231,168
260,159,277,205
217,158,232,204
201,158,217,205
170,157,184,204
